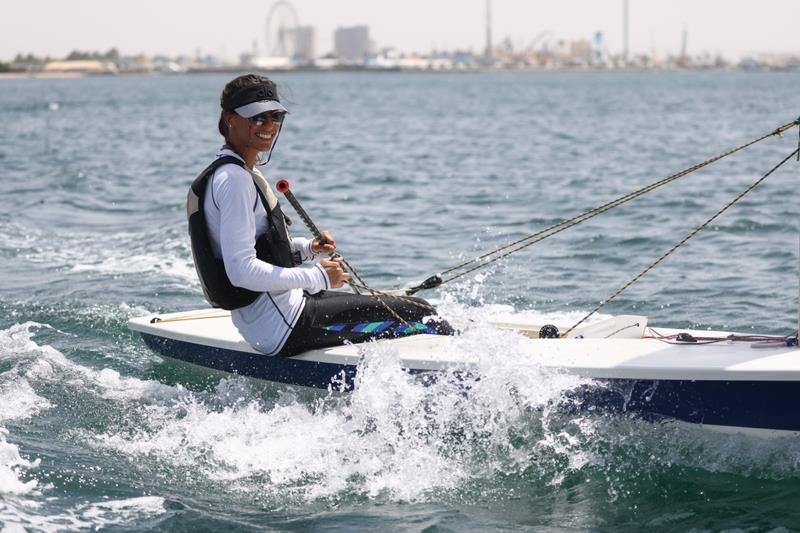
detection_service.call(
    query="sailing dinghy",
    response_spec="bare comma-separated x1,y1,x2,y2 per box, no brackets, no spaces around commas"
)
130,117,800,436
128,310,800,436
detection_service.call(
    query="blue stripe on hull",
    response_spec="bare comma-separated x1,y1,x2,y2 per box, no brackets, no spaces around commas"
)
141,333,358,390
141,334,800,431
575,379,800,432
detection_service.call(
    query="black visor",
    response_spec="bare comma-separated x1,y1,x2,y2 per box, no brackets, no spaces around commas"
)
223,82,280,112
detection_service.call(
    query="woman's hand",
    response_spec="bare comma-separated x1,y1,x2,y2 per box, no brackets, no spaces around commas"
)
312,230,336,255
319,257,350,288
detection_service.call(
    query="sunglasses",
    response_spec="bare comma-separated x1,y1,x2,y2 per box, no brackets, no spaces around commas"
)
247,111,286,126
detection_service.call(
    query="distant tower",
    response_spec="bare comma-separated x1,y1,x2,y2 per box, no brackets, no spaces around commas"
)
484,0,493,65
649,29,656,60
680,25,688,64
622,0,629,66
592,31,607,65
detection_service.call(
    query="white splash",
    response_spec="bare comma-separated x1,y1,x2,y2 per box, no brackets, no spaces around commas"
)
0,428,41,496
0,373,52,424
0,495,166,532
8,298,800,521
78,496,166,525
1,221,197,284
70,250,197,283
0,321,175,529
89,314,594,503
0,324,56,499
2,322,184,403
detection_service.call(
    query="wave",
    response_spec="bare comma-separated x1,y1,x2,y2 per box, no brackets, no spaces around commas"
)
94,305,800,508
0,495,166,532
0,322,173,529
0,221,198,287
3,302,800,526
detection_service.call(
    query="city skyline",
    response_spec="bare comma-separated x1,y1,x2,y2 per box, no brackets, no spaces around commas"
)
3,0,799,62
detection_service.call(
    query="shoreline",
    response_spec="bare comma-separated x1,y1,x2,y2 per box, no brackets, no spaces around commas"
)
1,66,797,80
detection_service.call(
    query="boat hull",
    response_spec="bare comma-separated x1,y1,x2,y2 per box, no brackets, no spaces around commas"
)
141,332,358,389
140,332,800,433
574,378,800,432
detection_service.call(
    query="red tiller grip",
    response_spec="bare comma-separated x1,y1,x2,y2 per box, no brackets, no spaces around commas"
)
275,179,290,193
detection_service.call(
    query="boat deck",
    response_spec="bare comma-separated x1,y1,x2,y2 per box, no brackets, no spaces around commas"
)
128,309,800,381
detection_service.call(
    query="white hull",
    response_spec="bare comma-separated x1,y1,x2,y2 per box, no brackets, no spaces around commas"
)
129,309,800,434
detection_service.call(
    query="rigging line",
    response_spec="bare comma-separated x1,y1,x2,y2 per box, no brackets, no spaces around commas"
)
276,179,368,291
295,205,368,289
346,282,418,330
440,120,798,278
562,146,800,338
275,179,426,328
295,210,368,289
347,281,438,312
150,311,231,323
430,119,799,287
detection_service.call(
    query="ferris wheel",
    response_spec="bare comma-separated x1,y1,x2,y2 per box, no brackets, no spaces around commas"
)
265,1,300,57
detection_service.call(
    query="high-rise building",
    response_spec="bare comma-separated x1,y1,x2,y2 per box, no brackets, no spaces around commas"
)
334,26,370,62
291,26,315,64
592,32,607,65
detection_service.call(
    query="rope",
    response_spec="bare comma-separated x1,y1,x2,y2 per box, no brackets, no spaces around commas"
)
151,288,433,329
279,184,369,291
644,327,790,345
348,281,438,312
562,146,800,338
345,282,422,329
163,119,800,328
150,310,230,323
150,287,434,329
430,119,799,288
278,183,433,329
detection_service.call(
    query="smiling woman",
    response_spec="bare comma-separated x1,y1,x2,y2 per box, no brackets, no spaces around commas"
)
216,75,287,162
186,73,453,357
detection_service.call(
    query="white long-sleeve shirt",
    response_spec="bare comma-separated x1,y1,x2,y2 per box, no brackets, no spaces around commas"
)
203,148,329,354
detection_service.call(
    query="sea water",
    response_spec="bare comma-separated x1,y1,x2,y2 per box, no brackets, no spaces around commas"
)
1,71,800,531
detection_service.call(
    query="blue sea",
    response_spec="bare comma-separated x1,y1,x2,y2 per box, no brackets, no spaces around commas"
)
1,71,800,531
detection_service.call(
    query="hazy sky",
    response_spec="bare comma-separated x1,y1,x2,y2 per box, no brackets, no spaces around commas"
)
3,0,798,61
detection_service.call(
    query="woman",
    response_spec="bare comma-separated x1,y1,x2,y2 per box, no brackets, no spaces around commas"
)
188,74,452,356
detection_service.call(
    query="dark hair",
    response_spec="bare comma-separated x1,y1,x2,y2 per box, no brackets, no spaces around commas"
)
217,74,279,138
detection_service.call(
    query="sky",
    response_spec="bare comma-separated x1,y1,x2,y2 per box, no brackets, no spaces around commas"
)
3,0,799,62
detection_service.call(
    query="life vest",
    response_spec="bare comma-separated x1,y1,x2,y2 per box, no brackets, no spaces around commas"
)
187,156,300,310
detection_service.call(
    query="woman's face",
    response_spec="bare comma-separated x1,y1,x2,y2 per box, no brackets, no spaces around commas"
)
228,111,284,153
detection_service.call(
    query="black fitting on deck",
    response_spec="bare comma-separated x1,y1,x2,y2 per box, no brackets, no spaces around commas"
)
539,324,560,339
406,274,443,295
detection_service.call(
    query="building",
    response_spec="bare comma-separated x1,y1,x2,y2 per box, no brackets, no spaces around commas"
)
42,60,117,74
334,26,371,63
290,26,315,64
568,40,592,66
591,32,608,66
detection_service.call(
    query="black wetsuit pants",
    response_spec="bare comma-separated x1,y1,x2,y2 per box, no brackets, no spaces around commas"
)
279,290,454,357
